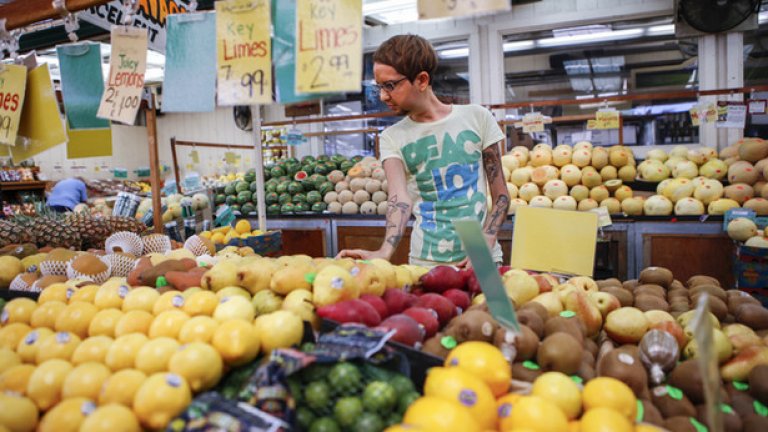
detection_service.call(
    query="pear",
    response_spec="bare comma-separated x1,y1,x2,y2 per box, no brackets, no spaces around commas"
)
394,266,414,290
237,259,275,295
270,265,312,295
313,265,360,307
353,264,386,296
201,261,239,292
252,290,284,316
282,289,319,330
369,258,397,289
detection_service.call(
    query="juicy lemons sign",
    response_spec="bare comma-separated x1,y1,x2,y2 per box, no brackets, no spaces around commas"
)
97,27,148,124
295,0,362,94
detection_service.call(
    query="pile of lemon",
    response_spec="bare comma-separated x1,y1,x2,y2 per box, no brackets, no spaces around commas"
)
0,277,304,432
200,220,265,245
391,341,660,432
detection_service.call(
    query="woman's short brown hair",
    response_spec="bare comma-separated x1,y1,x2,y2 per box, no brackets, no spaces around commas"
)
373,34,438,85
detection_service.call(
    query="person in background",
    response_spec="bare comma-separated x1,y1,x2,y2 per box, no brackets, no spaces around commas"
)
337,34,509,266
47,177,88,212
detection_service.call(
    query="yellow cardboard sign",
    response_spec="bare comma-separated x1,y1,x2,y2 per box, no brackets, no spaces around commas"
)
0,65,27,146
98,26,148,124
216,0,272,105
66,126,112,159
595,109,620,129
15,64,68,164
418,0,511,19
295,0,362,94
511,206,598,276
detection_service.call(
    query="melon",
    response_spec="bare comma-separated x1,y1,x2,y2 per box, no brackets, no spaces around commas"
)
382,180,388,193
590,147,609,169
353,190,371,205
646,149,668,162
530,149,553,167
377,201,388,215
724,156,740,166
371,167,386,182
572,149,592,167
570,185,590,202
338,190,354,204
372,191,388,204
656,179,673,195
604,179,623,193
745,236,768,248
327,202,342,214
754,158,768,179
510,146,529,166
662,178,695,203
600,165,618,181
552,196,577,211
670,145,689,159
707,198,740,215
581,170,603,188
341,202,359,214
533,143,552,152
506,183,519,200
621,197,644,216
365,179,382,194
719,145,739,159
327,170,345,184
693,179,724,205
686,149,705,165
614,185,633,202
560,164,582,187
573,141,593,152
699,159,728,180
507,198,528,215
350,178,367,192
360,201,377,215
542,180,568,200
519,183,540,202
727,218,758,241
501,154,520,173
724,183,754,205
639,159,670,182
743,198,768,216
728,161,759,185
600,198,621,214
609,149,630,167
335,181,350,192
618,165,637,183
552,145,573,167
644,195,673,216
577,198,599,211
510,167,532,187
664,156,686,173
701,147,718,161
502,166,512,182
753,181,766,197
529,195,553,208
672,160,698,179
737,138,768,162
674,198,705,216
324,191,339,204
531,165,558,186
589,185,610,203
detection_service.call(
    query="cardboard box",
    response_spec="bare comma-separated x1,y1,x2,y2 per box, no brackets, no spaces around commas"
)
734,245,768,306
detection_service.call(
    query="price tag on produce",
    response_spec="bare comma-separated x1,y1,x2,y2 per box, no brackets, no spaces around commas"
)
590,206,613,228
295,0,362,94
689,105,701,126
521,112,545,133
216,0,272,105
747,100,766,114
589,108,620,130
417,0,511,20
97,26,148,124
702,102,718,123
0,64,27,146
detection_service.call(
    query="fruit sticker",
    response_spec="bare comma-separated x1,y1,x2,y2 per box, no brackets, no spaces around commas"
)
118,285,129,299
0,309,7,324
458,389,477,407
24,330,38,345
80,400,96,416
56,332,70,344
166,373,182,388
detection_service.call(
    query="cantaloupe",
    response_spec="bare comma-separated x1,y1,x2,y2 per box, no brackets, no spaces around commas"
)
686,149,705,165
377,201,388,215
507,198,528,215
581,170,603,188
381,180,388,193
338,190,354,204
506,183,519,199
542,180,568,200
327,170,345,184
728,161,759,185
519,183,540,202
552,145,572,167
600,165,618,180
529,196,553,208
621,197,644,216
572,149,592,167
727,218,758,241
531,165,558,186
560,165,582,187
644,195,673,216
600,197,621,214
656,179,673,195
553,196,577,211
609,148,630,167
360,201,377,215
328,202,342,214
737,138,768,162
510,167,532,187
577,198,598,211
589,185,610,203
573,141,593,152
646,149,668,162
510,147,529,166
501,154,520,173
674,198,705,216
724,183,754,204
745,236,768,248
372,191,388,204
530,149,553,167
699,159,728,180
371,167,386,182
350,178,368,192
348,165,372,179
618,165,637,183
335,181,350,193
615,185,633,202
570,185,590,202
707,198,740,215
670,145,689,159
662,178,695,203
353,190,371,205
693,179,724,205
364,179,382,194
341,202,359,214
590,147,609,169
743,198,768,216
672,160,698,179
324,191,339,204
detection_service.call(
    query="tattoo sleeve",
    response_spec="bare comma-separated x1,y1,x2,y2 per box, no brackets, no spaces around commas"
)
384,194,411,249
482,143,510,236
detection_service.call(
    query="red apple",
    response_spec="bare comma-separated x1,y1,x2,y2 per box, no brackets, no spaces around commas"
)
587,291,621,318
467,272,482,296
415,293,457,327
379,314,425,347
532,273,558,293
561,290,603,338
360,294,389,319
403,307,440,338
420,265,463,293
498,265,512,276
443,289,470,312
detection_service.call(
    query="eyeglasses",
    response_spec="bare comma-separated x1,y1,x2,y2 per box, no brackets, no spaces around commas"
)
372,77,408,94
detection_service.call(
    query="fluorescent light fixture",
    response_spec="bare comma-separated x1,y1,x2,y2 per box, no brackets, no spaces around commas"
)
647,24,675,35
503,40,535,52
759,11,767,24
438,48,469,59
363,0,418,24
538,28,644,47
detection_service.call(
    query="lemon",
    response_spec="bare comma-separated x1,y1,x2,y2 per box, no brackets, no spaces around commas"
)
635,425,665,432
80,404,141,432
148,310,190,339
16,328,54,363
582,377,637,421
37,397,95,432
121,287,160,313
254,310,304,353
445,341,511,398
0,392,38,432
26,358,73,410
87,308,124,338
36,331,81,363
62,361,111,400
135,337,180,375
178,316,219,344
2,298,37,325
235,219,251,234
71,336,113,365
507,395,569,432
29,301,66,329
105,333,148,371
569,420,581,432
55,301,99,339
403,396,481,432
423,366,497,430
496,392,523,431
531,372,582,420
210,232,226,245
0,364,35,394
211,319,260,366
69,284,99,303
98,369,146,407
199,231,212,239
152,291,186,315
114,310,154,337
93,284,127,310
0,323,31,350
213,296,255,322
168,342,222,393
133,373,192,430
181,287,203,299
215,286,252,301
38,283,69,304
0,347,21,372
182,291,219,316
580,407,633,432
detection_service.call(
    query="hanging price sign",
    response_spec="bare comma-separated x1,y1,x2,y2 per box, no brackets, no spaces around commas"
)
97,26,148,124
0,65,27,146
418,0,511,20
216,0,272,105
295,0,362,94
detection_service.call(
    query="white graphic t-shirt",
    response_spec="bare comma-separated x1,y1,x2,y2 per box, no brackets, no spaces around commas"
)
379,104,506,265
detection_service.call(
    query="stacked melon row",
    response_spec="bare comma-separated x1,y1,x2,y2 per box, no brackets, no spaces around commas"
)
322,157,390,215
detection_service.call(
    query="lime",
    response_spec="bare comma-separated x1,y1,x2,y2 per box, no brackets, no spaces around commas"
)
296,406,315,430
328,362,362,395
362,381,397,414
333,396,364,428
309,417,341,432
385,412,403,427
389,374,416,397
398,391,421,415
288,376,303,403
300,342,315,353
301,364,331,384
353,412,385,432
305,381,332,413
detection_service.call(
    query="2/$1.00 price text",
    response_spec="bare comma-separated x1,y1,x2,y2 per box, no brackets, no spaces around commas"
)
103,86,141,117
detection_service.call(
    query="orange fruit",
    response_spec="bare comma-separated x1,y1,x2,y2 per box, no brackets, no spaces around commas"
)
445,341,511,398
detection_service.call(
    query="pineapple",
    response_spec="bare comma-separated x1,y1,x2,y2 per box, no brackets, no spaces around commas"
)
12,213,82,250
103,216,149,236
65,214,113,250
0,220,37,248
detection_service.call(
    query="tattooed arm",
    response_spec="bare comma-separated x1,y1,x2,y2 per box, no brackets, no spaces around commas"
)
336,158,412,260
482,141,510,246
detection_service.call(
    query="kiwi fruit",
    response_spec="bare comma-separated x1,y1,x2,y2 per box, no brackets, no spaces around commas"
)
635,294,670,312
734,303,768,330
577,361,595,381
537,332,583,375
34,275,68,289
467,302,489,313
45,248,77,262
596,278,622,289
506,325,538,361
670,279,685,291
725,385,755,417
639,266,674,288
601,286,634,307
543,315,585,342
651,385,697,418
597,348,649,399
670,301,691,313
690,294,728,322
511,361,542,382
748,364,768,405
728,294,762,315
743,414,768,432
689,284,728,302
663,416,698,432
70,254,108,275
519,302,549,323
584,337,599,358
695,404,743,432
687,275,720,287
517,309,544,339
638,399,665,426
581,349,595,366
634,284,667,298
668,360,726,405
623,279,640,291
421,333,451,359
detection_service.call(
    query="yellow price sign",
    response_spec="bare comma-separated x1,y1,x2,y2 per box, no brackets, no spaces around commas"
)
216,0,272,105
295,0,362,94
0,64,27,146
595,109,620,129
418,0,510,19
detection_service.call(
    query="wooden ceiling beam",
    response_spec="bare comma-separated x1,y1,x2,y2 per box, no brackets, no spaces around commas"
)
1,0,112,31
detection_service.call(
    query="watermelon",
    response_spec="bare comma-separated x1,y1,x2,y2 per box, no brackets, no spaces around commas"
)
235,181,250,193
237,191,252,205
280,203,295,213
225,195,237,206
277,176,291,183
294,170,309,182
224,184,236,195
266,192,279,205
311,202,327,213
270,165,286,178
301,163,316,174
294,202,310,212
244,170,256,183
278,193,292,205
351,155,364,164
317,155,330,162
288,181,304,194
331,154,347,165
266,183,277,193
214,194,226,205
276,182,289,194
287,157,299,164
301,155,317,164
249,181,260,193
292,193,307,204
241,203,256,215
230,204,241,213
306,191,322,204
314,164,331,175
267,204,281,215
340,160,355,174
318,181,334,196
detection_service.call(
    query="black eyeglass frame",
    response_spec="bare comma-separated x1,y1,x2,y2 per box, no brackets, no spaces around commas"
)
371,77,409,94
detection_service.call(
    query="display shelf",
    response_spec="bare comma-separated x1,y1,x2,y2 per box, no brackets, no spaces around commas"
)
0,180,49,207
